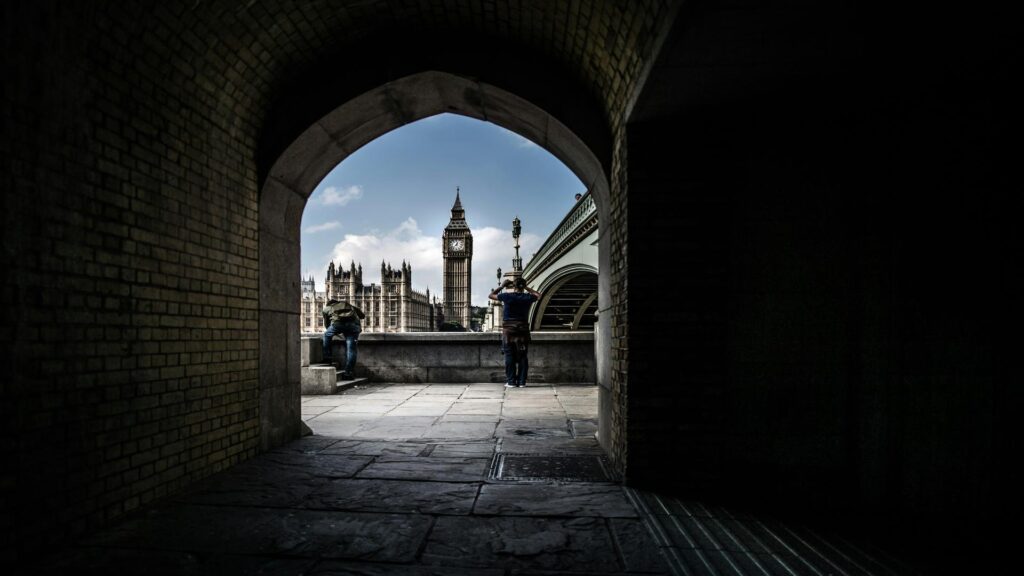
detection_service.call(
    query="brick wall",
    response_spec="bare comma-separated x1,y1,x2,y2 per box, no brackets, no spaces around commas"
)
1,3,264,558
2,0,677,558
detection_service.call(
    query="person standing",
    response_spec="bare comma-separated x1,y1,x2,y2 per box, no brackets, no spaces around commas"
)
321,297,366,380
489,277,542,387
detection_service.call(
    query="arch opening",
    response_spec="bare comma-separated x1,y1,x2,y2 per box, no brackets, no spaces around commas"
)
258,71,614,454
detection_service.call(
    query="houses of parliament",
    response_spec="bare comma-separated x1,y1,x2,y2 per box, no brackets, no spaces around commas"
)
300,191,474,333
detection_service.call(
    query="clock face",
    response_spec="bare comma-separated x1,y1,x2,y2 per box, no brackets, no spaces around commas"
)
449,239,464,251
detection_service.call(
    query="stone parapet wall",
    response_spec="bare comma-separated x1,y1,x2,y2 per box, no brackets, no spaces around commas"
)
301,333,595,387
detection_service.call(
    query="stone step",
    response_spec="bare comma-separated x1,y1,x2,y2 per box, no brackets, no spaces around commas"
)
336,376,369,392
303,364,368,395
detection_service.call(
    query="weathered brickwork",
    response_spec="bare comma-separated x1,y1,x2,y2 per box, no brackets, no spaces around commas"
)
2,0,676,557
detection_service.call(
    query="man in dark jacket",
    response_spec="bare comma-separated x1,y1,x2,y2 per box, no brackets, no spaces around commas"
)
322,298,366,379
489,277,542,387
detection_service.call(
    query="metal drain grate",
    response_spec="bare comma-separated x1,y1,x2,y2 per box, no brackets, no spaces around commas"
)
489,453,617,482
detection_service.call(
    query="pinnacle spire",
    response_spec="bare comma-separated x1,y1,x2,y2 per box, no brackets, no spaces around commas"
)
452,186,464,210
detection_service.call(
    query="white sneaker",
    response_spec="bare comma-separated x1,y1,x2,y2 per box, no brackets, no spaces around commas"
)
504,383,515,388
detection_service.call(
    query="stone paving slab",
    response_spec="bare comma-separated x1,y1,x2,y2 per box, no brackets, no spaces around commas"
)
424,420,497,439
26,547,319,576
171,452,374,508
352,426,433,440
303,478,479,515
558,400,599,410
429,441,497,457
376,384,429,391
437,414,501,423
348,396,408,405
305,414,380,437
173,467,328,508
570,419,598,438
416,385,468,395
337,385,378,396
502,396,562,403
358,385,421,393
498,436,605,455
327,402,394,414
268,435,342,454
303,406,335,418
474,484,638,517
352,416,439,439
254,452,373,477
501,399,563,407
320,439,431,457
387,405,452,417
552,385,599,394
356,456,491,482
501,409,569,419
361,415,440,425
304,396,358,406
420,516,623,572
461,389,506,399
311,561,504,575
81,505,432,562
496,419,573,439
447,399,503,415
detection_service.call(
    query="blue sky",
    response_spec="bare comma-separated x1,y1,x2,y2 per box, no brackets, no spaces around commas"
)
300,113,587,306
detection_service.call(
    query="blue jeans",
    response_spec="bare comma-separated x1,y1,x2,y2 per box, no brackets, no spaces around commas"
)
501,334,529,386
323,321,361,373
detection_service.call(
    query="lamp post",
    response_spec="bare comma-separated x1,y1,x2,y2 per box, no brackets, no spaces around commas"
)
512,216,522,273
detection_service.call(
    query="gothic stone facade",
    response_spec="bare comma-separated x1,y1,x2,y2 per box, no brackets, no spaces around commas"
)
299,261,437,333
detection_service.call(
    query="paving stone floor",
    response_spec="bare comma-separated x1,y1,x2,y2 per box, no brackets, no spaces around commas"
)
24,383,924,575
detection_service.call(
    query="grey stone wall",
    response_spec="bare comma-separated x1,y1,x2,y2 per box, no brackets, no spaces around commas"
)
301,333,595,390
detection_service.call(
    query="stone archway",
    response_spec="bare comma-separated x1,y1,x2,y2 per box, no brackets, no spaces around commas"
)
258,71,614,452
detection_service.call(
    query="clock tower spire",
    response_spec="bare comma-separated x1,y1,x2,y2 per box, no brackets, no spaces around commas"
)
442,187,473,330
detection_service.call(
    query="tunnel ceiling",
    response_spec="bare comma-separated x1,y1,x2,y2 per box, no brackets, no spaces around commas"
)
74,1,678,180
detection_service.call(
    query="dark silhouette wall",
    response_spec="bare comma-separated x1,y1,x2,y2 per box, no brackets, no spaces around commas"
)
623,2,1015,572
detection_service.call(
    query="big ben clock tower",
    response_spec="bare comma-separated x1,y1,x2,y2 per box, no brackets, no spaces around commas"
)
442,187,473,329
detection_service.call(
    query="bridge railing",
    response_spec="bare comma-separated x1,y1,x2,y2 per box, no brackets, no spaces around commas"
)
523,191,597,279
300,332,595,392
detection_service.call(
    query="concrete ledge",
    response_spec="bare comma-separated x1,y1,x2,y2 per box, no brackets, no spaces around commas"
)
301,331,593,343
300,332,595,387
302,365,339,395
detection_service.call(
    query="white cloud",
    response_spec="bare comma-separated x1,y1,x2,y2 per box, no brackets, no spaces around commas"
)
328,217,440,291
303,221,340,234
320,185,364,206
324,218,542,306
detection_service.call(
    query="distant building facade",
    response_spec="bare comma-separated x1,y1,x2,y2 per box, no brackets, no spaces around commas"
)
299,260,439,333
300,189,471,333
300,276,327,333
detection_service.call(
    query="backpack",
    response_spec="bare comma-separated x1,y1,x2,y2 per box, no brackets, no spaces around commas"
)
326,301,358,324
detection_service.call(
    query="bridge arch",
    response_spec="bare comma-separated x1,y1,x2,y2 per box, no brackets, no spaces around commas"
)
531,265,599,331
